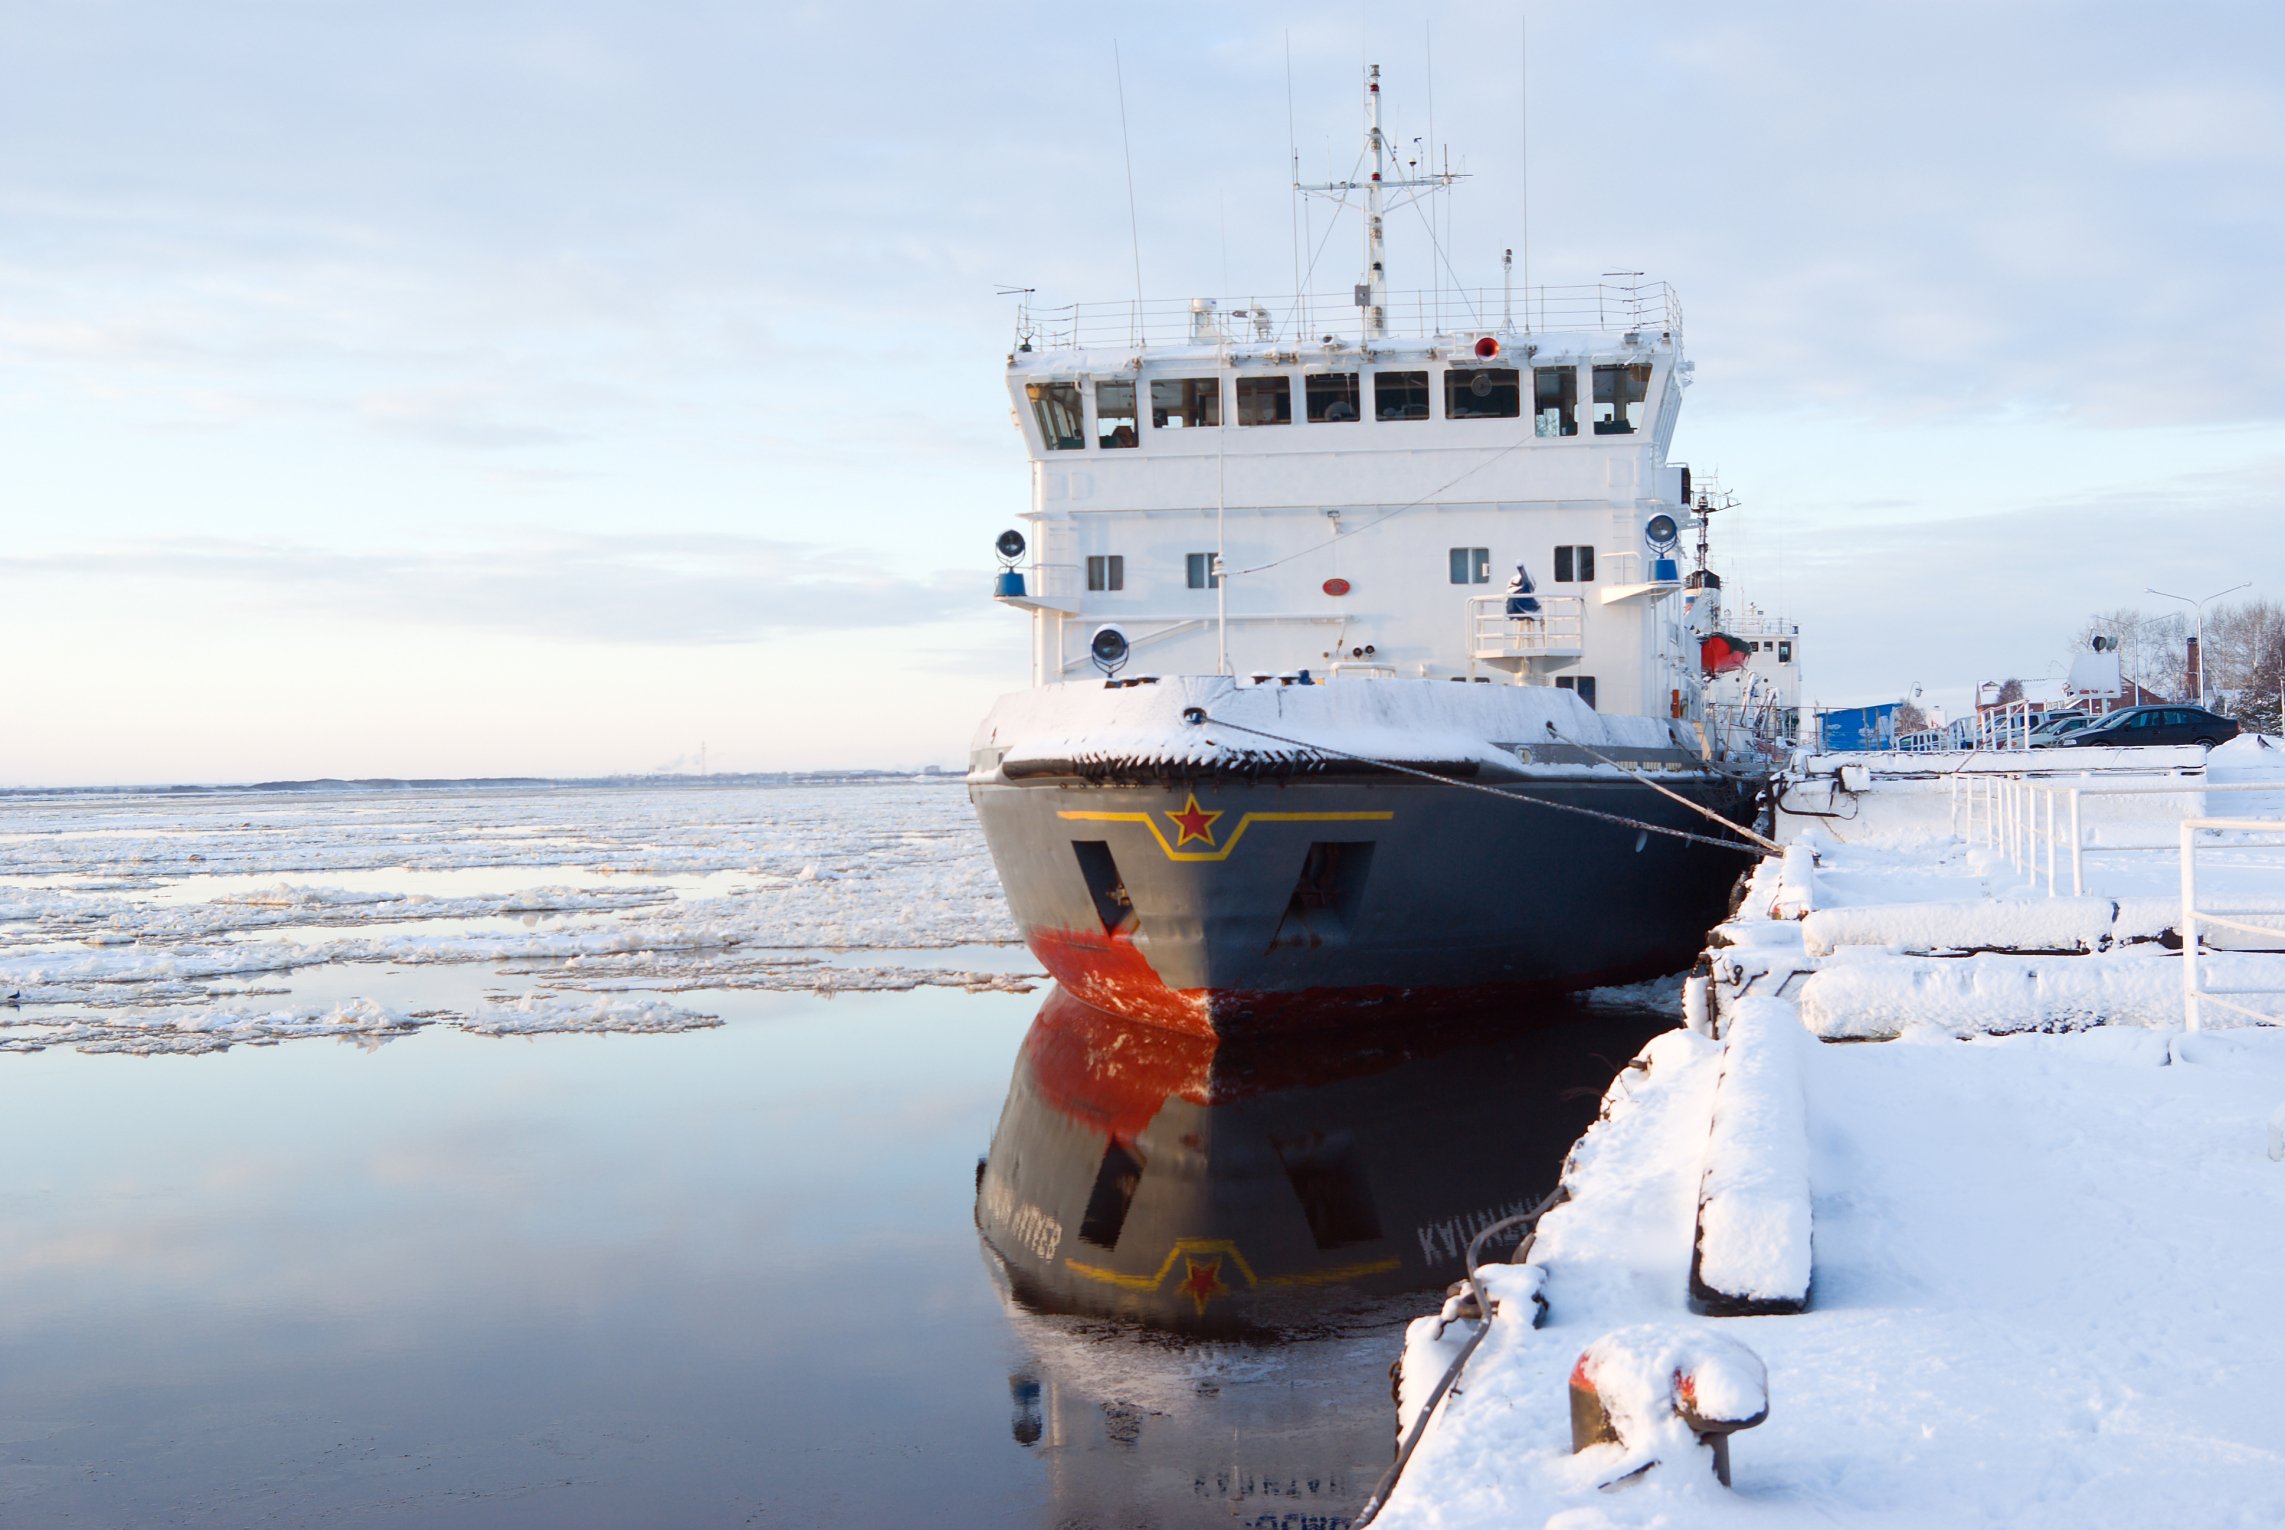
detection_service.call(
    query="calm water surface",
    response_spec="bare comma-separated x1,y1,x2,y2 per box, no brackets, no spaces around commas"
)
2,977,1662,1527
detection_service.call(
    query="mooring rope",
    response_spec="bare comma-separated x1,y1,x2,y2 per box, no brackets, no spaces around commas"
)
1354,1189,1567,1526
1183,709,1771,857
1533,722,1786,854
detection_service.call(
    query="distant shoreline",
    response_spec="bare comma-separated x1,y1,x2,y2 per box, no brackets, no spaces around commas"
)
0,769,962,802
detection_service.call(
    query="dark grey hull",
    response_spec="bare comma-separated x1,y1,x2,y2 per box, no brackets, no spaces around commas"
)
969,765,1756,1038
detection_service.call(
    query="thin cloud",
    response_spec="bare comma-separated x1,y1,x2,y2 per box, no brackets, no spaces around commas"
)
5,533,979,646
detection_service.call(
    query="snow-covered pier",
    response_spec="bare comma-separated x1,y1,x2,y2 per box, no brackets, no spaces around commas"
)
1370,737,2285,1527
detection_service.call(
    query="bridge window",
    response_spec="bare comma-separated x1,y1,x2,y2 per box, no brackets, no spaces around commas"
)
1086,555,1124,592
1149,377,1221,429
1778,640,1793,664
1236,375,1293,426
1448,547,1491,585
1533,367,1578,437
1185,552,1220,589
1445,367,1520,419
1553,545,1595,582
1096,379,1137,448
1556,674,1599,710
1306,372,1361,423
1593,363,1653,434
1026,381,1085,450
1374,370,1430,421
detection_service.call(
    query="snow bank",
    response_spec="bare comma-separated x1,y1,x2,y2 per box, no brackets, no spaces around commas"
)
2207,732,2285,781
1800,895,2179,956
1795,950,2190,1038
1691,997,1812,1314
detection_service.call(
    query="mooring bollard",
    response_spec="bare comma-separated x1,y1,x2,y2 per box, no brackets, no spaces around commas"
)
1568,1326,1768,1487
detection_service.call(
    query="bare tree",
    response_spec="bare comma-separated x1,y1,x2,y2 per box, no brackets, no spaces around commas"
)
2204,598,2285,733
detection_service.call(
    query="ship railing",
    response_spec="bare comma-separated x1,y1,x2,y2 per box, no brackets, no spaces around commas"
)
2182,818,2285,1028
1954,770,2285,902
1467,593,1585,663
1023,282,1683,354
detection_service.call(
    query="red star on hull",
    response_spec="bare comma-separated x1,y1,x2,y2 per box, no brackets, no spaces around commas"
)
1165,793,1223,848
1178,1254,1230,1314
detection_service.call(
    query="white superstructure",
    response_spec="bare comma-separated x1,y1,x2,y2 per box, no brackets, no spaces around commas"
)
991,67,1716,732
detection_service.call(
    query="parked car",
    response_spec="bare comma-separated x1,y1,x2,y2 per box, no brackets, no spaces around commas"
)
2026,712,2101,746
2054,704,2240,749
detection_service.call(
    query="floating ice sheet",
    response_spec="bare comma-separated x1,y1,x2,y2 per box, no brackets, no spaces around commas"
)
0,780,1039,1052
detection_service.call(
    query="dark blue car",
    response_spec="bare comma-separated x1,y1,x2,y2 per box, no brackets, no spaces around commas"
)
2055,704,2240,749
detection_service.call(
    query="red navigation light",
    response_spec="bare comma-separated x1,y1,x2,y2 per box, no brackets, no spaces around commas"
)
1323,577,1352,597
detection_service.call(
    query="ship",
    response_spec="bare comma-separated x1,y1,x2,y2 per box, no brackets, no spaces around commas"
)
968,66,1779,1038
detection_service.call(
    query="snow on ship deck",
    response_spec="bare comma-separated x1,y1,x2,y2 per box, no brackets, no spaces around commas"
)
1369,735,2285,1528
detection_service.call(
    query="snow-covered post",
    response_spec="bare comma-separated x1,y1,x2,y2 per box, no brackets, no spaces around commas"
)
2048,789,2062,894
1683,969,1712,1036
2069,788,2085,897
2181,818,2202,1032
1568,1325,1769,1488
1773,845,1817,920
1690,995,1813,1315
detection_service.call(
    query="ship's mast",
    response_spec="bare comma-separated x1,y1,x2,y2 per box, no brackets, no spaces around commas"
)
1296,64,1463,343
1363,64,1388,339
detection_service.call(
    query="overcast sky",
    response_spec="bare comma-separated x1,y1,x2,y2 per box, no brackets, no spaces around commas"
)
4,1,2280,784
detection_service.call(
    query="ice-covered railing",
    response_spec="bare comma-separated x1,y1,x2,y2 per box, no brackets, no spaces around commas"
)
1020,282,1683,353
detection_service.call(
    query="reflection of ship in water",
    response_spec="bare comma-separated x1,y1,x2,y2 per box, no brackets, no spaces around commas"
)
977,989,1670,1330
975,989,1670,1523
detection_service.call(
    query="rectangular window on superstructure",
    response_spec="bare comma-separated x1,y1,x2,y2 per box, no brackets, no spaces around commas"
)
1533,367,1578,437
1150,377,1221,429
1552,545,1595,582
1185,552,1220,589
1236,375,1292,426
1592,363,1653,435
1086,555,1124,592
1556,675,1599,710
1778,640,1793,664
1096,379,1137,448
1374,370,1430,421
1448,547,1491,585
1445,367,1520,419
1027,381,1086,450
1305,373,1361,423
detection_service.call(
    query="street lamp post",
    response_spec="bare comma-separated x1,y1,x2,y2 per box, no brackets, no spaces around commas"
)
2146,582,2252,709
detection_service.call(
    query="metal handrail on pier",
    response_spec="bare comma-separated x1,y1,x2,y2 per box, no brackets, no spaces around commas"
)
2182,818,2285,1028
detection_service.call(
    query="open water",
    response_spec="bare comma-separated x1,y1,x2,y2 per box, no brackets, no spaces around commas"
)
0,781,1668,1527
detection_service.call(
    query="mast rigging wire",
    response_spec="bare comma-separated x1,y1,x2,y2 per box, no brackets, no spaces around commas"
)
1113,42,1146,348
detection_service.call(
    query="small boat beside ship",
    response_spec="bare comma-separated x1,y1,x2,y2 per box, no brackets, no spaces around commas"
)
968,66,1789,1037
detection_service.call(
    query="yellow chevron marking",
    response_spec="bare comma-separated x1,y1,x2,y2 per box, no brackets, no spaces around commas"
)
1262,1257,1403,1286
1064,1237,1262,1291
1055,808,1392,862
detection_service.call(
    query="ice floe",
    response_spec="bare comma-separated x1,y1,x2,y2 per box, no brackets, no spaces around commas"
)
0,780,1037,1052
